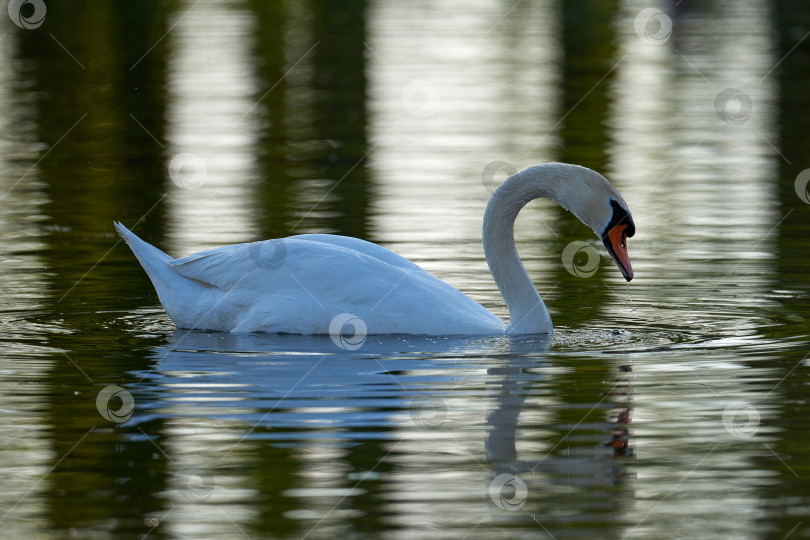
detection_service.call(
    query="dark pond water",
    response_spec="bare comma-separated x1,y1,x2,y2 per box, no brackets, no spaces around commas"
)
1,1,810,539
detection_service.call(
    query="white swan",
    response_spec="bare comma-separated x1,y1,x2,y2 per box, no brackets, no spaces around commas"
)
116,162,634,335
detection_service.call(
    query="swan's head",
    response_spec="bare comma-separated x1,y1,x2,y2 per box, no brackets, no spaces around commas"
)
566,165,635,282
520,163,636,281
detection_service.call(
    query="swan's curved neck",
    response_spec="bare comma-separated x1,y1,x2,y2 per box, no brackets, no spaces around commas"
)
483,171,555,334
481,163,631,333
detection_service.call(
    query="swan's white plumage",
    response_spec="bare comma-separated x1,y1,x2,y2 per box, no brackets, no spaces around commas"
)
116,223,503,335
117,162,634,335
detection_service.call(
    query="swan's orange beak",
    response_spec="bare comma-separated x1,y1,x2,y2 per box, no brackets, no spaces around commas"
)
603,224,633,281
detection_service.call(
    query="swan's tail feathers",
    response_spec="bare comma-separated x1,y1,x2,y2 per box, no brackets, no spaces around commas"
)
115,221,173,266
114,220,182,300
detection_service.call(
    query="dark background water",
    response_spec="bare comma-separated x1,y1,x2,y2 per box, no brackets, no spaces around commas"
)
1,1,809,538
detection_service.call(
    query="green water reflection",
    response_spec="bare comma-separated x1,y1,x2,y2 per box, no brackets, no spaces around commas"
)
1,1,809,539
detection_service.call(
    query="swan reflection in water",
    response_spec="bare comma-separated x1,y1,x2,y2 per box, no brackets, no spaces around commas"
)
129,331,633,532
485,350,634,523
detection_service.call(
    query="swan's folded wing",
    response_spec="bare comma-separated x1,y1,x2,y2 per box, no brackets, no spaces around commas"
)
168,242,258,289
167,236,416,297
294,234,425,273
166,235,501,334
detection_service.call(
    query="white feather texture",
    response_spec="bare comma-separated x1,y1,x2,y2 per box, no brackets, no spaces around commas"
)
115,224,504,334
116,163,632,335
